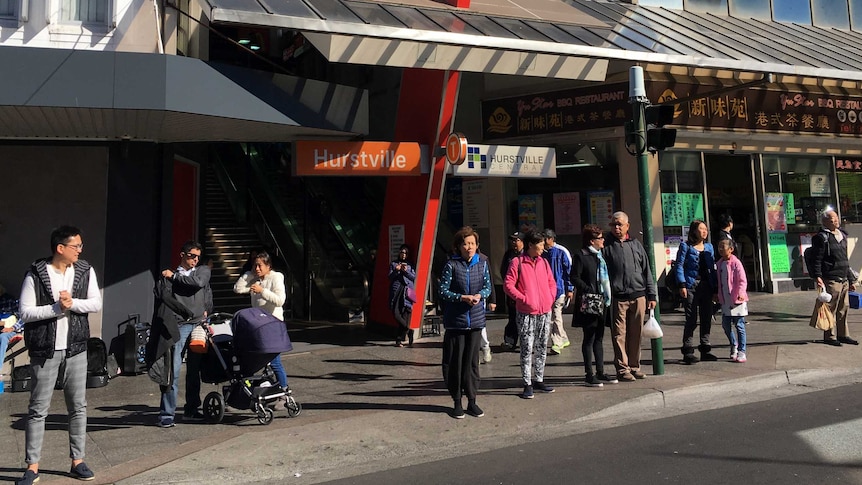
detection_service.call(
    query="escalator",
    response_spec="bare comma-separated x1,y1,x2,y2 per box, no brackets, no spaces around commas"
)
212,143,383,322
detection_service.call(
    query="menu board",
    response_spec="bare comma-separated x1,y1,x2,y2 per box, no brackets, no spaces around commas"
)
552,192,581,235
768,233,791,273
661,193,704,226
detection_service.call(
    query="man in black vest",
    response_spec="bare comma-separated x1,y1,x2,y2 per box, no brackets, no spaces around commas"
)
17,226,102,485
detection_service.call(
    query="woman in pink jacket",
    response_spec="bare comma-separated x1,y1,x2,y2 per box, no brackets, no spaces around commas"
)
504,230,558,399
716,239,749,363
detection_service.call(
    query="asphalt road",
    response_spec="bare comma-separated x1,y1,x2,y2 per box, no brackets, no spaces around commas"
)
323,383,862,485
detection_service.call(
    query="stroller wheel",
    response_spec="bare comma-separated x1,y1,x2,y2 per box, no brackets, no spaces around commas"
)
203,392,225,424
285,397,302,418
257,406,274,425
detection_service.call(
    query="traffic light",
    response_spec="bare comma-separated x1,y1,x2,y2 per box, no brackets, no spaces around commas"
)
645,104,676,152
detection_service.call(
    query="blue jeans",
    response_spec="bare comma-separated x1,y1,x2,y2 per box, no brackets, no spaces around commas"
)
159,323,201,424
270,354,288,388
721,315,746,353
0,331,17,363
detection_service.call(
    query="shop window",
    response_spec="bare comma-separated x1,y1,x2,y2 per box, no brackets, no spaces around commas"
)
60,0,110,23
837,170,862,223
762,155,835,279
659,152,705,282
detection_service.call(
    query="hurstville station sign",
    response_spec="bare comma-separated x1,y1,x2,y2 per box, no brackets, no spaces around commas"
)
294,141,424,176
450,144,556,178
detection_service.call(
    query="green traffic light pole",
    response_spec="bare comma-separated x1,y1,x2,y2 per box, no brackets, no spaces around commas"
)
629,66,664,375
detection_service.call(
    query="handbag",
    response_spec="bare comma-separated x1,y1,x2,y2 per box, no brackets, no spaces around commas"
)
405,286,417,303
810,300,835,331
580,293,604,315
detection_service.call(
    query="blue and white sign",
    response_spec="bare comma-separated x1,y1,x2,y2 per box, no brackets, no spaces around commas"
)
450,144,556,178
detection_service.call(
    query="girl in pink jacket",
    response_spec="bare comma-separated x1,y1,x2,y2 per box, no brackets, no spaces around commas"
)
716,239,749,363
504,231,558,399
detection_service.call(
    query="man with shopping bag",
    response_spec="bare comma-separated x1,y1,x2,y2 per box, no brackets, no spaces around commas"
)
810,209,857,346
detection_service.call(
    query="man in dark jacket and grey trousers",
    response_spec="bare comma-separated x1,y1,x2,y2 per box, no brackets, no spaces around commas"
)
811,209,858,346
603,212,657,382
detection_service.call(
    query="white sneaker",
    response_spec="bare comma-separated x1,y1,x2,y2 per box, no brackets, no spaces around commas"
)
730,345,738,361
481,346,492,364
736,351,747,363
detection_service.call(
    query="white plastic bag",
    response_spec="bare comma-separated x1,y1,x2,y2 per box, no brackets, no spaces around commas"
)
818,285,833,303
642,309,663,339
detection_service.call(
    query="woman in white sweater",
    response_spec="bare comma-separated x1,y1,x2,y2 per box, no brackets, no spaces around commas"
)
234,251,289,389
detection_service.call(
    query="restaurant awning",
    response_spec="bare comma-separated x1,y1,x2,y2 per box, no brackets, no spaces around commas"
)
200,0,862,85
0,45,367,142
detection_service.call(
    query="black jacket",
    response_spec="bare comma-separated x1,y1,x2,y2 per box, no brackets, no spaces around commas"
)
571,249,609,328
811,228,852,283
145,277,194,387
602,233,657,302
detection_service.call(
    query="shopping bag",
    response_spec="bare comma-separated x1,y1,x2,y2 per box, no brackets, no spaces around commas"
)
810,300,835,331
642,309,663,339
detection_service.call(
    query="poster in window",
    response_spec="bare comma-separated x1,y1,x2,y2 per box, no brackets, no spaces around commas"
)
661,193,704,226
552,192,581,235
768,233,791,273
765,193,788,233
518,194,543,230
389,225,405,263
463,179,489,228
664,235,682,276
588,191,615,226
810,174,831,197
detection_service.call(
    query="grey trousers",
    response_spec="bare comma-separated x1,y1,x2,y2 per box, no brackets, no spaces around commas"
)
26,350,88,464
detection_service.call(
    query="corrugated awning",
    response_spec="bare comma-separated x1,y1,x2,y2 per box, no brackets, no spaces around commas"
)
0,46,367,142
201,0,862,84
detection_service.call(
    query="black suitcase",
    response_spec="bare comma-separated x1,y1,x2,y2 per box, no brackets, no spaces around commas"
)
116,314,150,375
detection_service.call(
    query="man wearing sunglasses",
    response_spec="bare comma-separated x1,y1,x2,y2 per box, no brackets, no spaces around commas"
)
156,240,211,428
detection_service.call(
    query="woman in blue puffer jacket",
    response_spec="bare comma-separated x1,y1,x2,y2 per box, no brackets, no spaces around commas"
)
675,220,718,364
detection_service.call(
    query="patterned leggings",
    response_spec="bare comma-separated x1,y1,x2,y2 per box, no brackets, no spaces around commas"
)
518,312,551,385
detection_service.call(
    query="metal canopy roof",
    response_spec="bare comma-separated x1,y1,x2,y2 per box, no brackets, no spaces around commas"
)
0,46,367,142
203,0,862,84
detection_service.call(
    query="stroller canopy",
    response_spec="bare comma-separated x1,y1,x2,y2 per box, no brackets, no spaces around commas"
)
232,308,293,354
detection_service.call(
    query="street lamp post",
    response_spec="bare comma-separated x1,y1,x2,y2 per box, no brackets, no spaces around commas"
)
628,66,665,375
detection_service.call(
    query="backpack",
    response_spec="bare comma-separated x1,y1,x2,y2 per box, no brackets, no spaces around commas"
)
803,232,829,278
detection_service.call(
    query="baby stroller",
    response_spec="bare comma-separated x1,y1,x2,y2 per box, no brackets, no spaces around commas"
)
196,308,301,425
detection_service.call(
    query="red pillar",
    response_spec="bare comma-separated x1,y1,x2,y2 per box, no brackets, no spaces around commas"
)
368,69,461,333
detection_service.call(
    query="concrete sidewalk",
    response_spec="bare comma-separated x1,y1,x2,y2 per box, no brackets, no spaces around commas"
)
2,290,862,484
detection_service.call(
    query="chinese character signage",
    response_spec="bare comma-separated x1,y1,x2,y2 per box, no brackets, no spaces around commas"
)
661,193,704,226
648,85,862,135
482,83,630,140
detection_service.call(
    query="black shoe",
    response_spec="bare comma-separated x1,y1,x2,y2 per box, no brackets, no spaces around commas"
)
466,401,484,417
839,337,859,345
533,381,555,393
182,411,205,422
585,374,603,387
825,339,843,346
451,401,465,419
16,470,39,485
597,373,619,384
700,352,719,362
70,462,95,481
683,354,699,365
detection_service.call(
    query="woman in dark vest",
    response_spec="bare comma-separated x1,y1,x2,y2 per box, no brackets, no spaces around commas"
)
438,226,491,419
